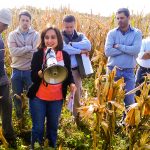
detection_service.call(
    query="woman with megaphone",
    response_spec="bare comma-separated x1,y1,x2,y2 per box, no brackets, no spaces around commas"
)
27,26,76,149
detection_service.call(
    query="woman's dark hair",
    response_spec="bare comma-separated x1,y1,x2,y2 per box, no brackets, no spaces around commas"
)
38,26,63,51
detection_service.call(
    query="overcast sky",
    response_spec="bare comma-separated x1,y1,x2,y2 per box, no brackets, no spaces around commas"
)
1,0,150,16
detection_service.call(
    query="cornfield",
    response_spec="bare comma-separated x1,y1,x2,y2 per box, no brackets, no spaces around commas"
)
1,6,150,149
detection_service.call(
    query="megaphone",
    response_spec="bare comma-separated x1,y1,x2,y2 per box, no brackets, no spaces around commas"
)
43,48,68,84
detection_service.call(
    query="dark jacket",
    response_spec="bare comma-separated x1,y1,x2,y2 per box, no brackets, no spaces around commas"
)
0,34,9,86
27,49,74,99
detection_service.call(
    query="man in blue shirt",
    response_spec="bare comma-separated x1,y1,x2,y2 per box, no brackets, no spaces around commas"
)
0,8,16,148
62,15,91,126
105,8,142,110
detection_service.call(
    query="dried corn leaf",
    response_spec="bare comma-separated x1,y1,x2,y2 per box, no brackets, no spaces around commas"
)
101,121,108,135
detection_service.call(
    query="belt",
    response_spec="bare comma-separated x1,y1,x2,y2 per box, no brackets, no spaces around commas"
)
108,66,133,71
72,67,78,70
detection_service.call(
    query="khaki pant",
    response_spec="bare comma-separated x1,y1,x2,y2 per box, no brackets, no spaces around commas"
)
72,69,82,118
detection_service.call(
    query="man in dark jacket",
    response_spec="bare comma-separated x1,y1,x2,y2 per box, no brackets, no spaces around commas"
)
0,8,16,148
62,15,91,126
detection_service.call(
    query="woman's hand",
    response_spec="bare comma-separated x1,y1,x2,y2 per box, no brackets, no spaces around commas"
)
38,70,43,78
70,83,77,93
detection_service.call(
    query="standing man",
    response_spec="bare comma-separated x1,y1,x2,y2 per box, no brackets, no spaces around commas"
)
105,8,142,112
0,8,16,148
136,36,150,96
8,10,40,121
62,15,91,125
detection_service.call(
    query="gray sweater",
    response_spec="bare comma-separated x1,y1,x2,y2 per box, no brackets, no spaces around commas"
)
8,27,40,70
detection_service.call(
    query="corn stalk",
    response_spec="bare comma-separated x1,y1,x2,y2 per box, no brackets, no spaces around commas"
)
78,68,125,149
125,77,150,150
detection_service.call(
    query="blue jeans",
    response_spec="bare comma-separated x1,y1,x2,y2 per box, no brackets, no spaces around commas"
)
11,68,32,119
29,97,63,148
135,66,150,96
108,66,135,108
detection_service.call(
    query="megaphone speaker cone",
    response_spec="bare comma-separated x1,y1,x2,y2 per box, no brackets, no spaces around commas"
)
43,65,68,84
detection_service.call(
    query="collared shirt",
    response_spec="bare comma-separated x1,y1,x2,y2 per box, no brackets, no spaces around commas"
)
105,26,142,68
137,37,150,68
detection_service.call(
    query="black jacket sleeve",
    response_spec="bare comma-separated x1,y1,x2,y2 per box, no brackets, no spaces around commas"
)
27,51,43,99
31,51,43,83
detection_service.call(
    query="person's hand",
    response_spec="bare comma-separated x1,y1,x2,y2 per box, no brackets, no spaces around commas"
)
80,50,90,56
38,70,43,78
142,52,150,60
70,83,77,93
113,44,119,49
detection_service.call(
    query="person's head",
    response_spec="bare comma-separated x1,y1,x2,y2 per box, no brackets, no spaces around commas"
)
19,10,31,32
0,8,12,33
63,15,76,35
116,8,130,29
38,26,63,51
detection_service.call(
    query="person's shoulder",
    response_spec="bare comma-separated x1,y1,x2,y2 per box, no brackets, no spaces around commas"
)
8,28,18,36
62,50,69,56
107,28,118,37
77,32,84,35
34,30,40,36
109,28,118,33
142,36,150,44
29,27,39,34
131,27,142,35
62,50,70,60
76,32,87,38
33,49,43,56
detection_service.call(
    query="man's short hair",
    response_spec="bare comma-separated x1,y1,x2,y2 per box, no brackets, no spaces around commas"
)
116,8,130,17
63,15,76,23
19,10,31,20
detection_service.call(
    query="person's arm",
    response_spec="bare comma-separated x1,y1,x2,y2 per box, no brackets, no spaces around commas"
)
105,31,123,57
71,34,91,51
23,32,40,59
63,42,81,55
31,52,42,83
117,30,142,56
137,39,146,59
31,32,40,52
0,49,5,77
8,32,32,57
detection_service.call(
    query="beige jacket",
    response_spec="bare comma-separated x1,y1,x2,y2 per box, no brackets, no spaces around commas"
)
8,27,40,70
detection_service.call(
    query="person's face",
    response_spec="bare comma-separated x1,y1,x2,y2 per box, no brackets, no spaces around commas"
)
19,15,31,31
63,21,75,35
116,12,129,29
0,22,8,33
44,29,58,50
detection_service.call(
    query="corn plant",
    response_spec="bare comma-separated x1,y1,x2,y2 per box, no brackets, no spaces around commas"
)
78,68,126,150
125,77,150,150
